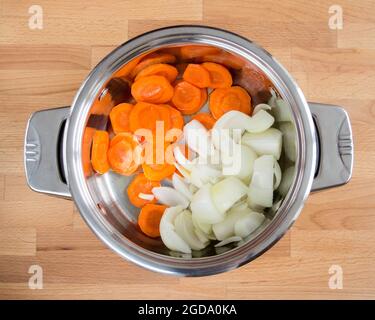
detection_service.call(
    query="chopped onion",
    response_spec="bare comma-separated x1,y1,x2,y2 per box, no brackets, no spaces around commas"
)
138,193,155,201
159,206,191,254
242,128,282,160
152,187,190,209
190,164,222,188
211,177,248,214
213,110,274,135
278,166,295,196
174,163,191,181
194,225,210,243
184,120,214,158
279,122,296,162
269,97,293,123
214,236,242,247
274,160,282,190
174,210,209,250
248,155,274,208
191,183,224,224
192,214,214,236
221,143,257,184
253,103,272,114
172,173,193,200
173,145,195,171
234,212,265,238
212,208,251,240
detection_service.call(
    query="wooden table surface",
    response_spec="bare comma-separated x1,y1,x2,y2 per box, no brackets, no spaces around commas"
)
1,0,375,300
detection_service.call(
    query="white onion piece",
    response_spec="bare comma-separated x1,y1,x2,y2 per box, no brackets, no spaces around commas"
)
278,166,295,196
231,200,249,212
194,225,210,243
253,103,272,114
191,184,224,224
269,97,293,123
214,236,242,247
174,163,191,181
190,164,222,189
211,177,248,214
221,144,257,184
274,160,282,190
242,128,282,160
213,110,274,134
248,155,274,208
159,206,191,254
152,187,189,209
138,193,155,201
173,146,195,171
212,208,251,240
192,215,216,240
234,212,265,238
279,122,296,162
184,120,213,158
189,184,198,194
174,210,208,250
172,173,193,200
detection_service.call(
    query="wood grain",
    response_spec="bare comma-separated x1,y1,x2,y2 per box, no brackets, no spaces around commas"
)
0,0,375,300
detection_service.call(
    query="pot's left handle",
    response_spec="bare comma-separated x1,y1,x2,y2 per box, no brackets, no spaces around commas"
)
24,107,72,199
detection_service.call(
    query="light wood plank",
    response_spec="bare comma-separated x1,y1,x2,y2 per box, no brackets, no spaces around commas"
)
0,228,36,256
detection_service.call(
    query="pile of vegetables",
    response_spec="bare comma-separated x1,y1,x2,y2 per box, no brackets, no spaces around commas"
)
89,46,296,255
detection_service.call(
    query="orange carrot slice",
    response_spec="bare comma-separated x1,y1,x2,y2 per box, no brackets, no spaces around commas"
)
201,62,232,88
109,103,133,134
209,86,252,119
131,75,174,104
142,162,176,181
172,80,203,115
91,130,110,174
108,133,141,175
129,102,172,134
127,173,161,208
130,53,176,79
135,63,178,83
192,112,216,129
138,204,167,238
182,64,211,88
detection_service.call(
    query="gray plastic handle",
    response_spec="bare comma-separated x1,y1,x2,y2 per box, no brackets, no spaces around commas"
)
24,107,71,198
309,102,354,191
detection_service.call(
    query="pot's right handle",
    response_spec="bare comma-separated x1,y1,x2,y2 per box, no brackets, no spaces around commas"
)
308,102,354,192
24,107,71,198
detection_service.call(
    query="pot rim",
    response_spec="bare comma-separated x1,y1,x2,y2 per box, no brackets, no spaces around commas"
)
65,25,317,276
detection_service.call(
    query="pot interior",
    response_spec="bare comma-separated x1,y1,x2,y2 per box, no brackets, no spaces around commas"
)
79,43,297,258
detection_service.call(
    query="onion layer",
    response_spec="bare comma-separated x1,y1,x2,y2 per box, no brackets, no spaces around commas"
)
242,128,282,160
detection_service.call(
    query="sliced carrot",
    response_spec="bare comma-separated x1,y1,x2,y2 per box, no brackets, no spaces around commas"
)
108,133,141,175
172,80,203,115
142,139,176,181
138,204,167,238
130,53,176,79
129,102,172,134
209,86,252,119
127,173,161,208
131,75,174,104
142,162,176,181
180,45,220,60
182,64,211,88
201,62,232,88
91,130,110,174
166,105,184,131
114,56,143,78
135,63,178,83
192,112,216,129
200,87,208,108
109,103,133,134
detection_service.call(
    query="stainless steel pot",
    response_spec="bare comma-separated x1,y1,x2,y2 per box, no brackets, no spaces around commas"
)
24,26,353,276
